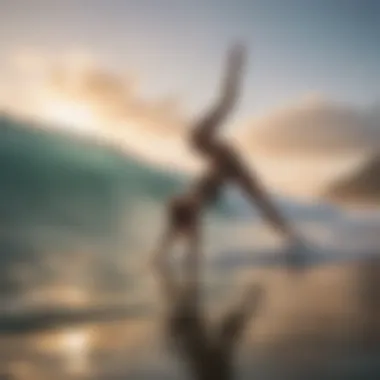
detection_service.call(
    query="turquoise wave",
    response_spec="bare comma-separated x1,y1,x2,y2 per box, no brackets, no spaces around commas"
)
0,115,345,297
0,115,231,295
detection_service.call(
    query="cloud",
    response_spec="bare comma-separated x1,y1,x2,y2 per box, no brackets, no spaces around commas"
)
231,96,380,197
1,48,200,171
237,96,380,158
44,53,184,136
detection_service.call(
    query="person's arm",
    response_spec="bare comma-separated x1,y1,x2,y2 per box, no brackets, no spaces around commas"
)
190,43,247,152
209,43,247,123
217,284,264,348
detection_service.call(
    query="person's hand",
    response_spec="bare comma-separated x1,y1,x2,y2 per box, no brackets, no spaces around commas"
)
223,42,247,98
227,42,247,73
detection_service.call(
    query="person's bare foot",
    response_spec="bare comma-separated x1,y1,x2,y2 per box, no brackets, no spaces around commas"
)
284,238,310,272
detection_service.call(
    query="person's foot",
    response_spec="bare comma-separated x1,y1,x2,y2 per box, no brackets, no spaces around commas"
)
284,238,310,272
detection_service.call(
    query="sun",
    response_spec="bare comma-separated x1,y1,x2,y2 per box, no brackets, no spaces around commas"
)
42,100,98,133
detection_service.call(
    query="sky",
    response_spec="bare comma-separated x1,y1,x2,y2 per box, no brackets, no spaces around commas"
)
0,0,379,197
1,0,379,115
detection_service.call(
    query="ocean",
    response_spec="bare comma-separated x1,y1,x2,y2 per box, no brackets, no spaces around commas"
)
0,116,379,379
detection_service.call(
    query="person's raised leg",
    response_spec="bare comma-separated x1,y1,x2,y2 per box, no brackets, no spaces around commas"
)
230,153,309,270
232,156,296,239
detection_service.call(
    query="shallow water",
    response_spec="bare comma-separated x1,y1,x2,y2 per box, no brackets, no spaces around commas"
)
1,259,380,380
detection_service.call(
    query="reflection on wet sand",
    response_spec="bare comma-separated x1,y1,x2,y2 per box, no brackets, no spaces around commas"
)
45,328,91,376
1,319,156,380
1,258,380,379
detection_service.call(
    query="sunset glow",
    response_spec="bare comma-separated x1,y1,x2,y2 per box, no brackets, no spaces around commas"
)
41,100,98,132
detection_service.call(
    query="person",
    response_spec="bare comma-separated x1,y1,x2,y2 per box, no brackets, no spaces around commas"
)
154,43,306,269
153,232,264,380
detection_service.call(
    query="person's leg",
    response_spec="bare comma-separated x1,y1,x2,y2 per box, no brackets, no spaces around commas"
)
182,225,202,308
190,43,247,156
152,226,179,302
152,221,175,261
226,149,297,240
153,197,202,301
226,148,308,269
167,225,210,379
152,194,195,269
